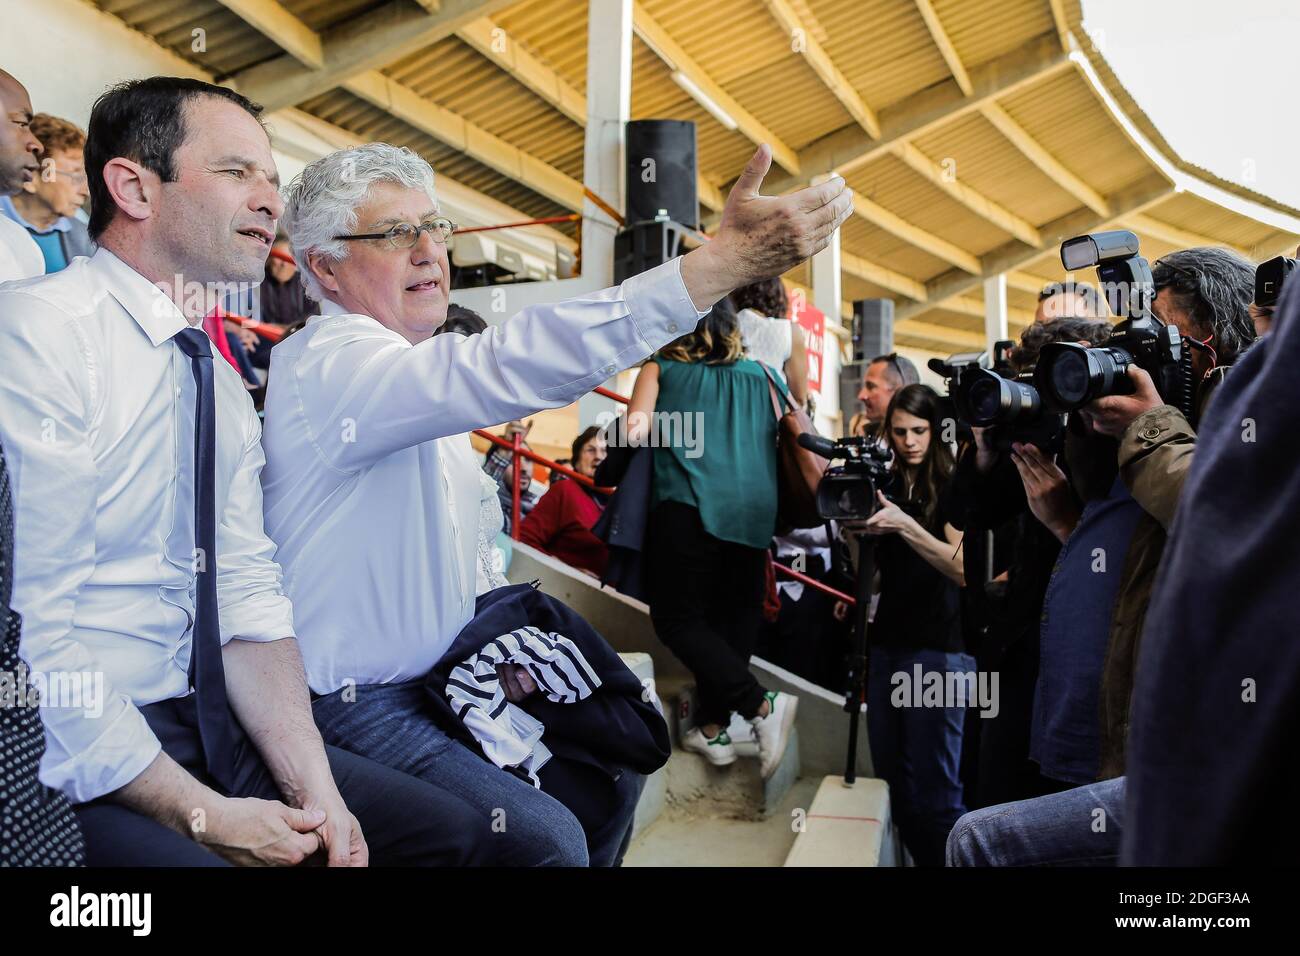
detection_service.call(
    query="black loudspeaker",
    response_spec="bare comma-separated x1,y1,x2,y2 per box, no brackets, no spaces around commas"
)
840,360,865,434
625,120,698,229
852,299,894,362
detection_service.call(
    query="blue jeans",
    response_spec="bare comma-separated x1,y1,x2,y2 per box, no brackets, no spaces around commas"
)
867,646,974,866
313,679,642,867
946,776,1126,866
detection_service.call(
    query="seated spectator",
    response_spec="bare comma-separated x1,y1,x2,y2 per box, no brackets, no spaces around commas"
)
0,69,43,281
520,425,610,577
1,113,92,274
241,236,311,370
262,140,850,865
483,418,543,533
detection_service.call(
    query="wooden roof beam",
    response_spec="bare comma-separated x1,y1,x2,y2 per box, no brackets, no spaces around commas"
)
914,0,972,95
895,173,1172,322
632,3,800,176
840,251,927,300
454,14,724,211
760,0,881,139
753,32,1071,198
455,17,586,126
343,71,585,212
1048,0,1072,52
1122,213,1243,253
890,140,1041,245
213,0,323,69
231,0,517,112
853,193,981,274
979,102,1110,216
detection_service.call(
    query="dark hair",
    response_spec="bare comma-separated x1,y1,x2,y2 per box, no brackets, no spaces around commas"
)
657,296,744,365
868,352,920,388
86,77,265,240
1152,247,1256,364
1037,280,1104,316
438,303,488,337
729,277,788,318
570,425,602,464
1011,317,1113,371
883,384,954,531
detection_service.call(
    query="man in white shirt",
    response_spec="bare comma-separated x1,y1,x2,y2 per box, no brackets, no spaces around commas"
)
262,142,853,864
0,77,499,866
0,69,44,282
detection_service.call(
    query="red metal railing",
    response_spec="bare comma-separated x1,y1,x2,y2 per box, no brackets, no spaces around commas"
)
474,387,855,606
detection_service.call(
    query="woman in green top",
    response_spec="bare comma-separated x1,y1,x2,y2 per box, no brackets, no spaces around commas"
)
627,298,799,779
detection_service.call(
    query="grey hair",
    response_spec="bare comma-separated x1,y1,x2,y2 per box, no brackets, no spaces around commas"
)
1152,247,1256,364
280,143,437,303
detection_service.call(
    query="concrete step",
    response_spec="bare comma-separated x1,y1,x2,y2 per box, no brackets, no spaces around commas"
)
618,652,668,840
625,775,821,867
783,774,900,867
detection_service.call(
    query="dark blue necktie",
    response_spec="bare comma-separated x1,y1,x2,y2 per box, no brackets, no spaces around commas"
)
173,327,238,791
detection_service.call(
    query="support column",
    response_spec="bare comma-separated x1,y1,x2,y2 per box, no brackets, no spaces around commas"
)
578,0,634,429
983,273,1008,352
811,221,842,433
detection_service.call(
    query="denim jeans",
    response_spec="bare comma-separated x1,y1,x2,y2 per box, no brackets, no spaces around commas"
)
946,775,1126,866
313,679,642,867
867,645,975,866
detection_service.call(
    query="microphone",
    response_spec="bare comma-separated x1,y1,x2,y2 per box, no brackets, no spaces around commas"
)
796,432,838,459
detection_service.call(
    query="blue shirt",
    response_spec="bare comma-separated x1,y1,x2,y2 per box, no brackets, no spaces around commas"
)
0,194,71,273
1031,475,1143,784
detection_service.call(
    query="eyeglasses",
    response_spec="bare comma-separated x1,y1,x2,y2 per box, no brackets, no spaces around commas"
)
334,217,456,249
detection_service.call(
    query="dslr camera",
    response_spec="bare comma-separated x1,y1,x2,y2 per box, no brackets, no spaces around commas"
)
1032,230,1193,419
928,342,1067,453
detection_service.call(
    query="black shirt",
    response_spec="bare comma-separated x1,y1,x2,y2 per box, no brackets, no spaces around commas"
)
869,472,963,654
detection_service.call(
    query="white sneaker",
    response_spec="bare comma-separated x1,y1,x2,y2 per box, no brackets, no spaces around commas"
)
682,726,738,767
750,691,798,778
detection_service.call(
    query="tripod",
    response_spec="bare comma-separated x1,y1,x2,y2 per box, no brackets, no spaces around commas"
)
842,529,875,784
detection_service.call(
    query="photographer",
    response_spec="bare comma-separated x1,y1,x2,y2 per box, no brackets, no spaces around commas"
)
947,246,1256,866
947,317,1113,809
845,384,967,866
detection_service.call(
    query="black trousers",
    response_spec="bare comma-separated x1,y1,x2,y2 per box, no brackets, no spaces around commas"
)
645,500,768,727
73,696,498,866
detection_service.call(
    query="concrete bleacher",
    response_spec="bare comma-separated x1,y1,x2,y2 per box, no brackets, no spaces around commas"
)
513,542,896,866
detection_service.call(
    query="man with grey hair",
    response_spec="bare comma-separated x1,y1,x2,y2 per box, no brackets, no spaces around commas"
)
261,141,853,866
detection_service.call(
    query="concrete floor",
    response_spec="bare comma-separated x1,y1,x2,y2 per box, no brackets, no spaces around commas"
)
624,776,821,867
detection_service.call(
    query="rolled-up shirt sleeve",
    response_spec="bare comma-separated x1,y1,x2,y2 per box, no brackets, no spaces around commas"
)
216,398,296,644
295,256,706,471
0,297,161,803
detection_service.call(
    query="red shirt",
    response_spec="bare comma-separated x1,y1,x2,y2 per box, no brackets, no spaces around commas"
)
520,478,609,577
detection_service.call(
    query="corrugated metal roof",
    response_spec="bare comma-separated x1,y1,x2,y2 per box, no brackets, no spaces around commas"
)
79,0,1300,353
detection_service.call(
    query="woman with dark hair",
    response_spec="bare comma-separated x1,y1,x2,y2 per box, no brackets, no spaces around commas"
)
855,383,970,866
629,298,799,778
730,277,808,406
520,425,610,577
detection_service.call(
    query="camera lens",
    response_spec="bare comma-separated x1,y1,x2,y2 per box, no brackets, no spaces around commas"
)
967,378,1001,423
1049,348,1092,406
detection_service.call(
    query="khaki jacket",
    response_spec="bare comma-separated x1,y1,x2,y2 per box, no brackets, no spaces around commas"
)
1097,383,1211,779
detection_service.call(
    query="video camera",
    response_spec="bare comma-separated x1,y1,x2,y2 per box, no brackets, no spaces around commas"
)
796,433,897,521
927,344,1068,454
1032,230,1193,419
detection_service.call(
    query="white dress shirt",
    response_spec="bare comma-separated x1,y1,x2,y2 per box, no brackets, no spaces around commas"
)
261,257,703,694
0,249,296,803
0,214,43,284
